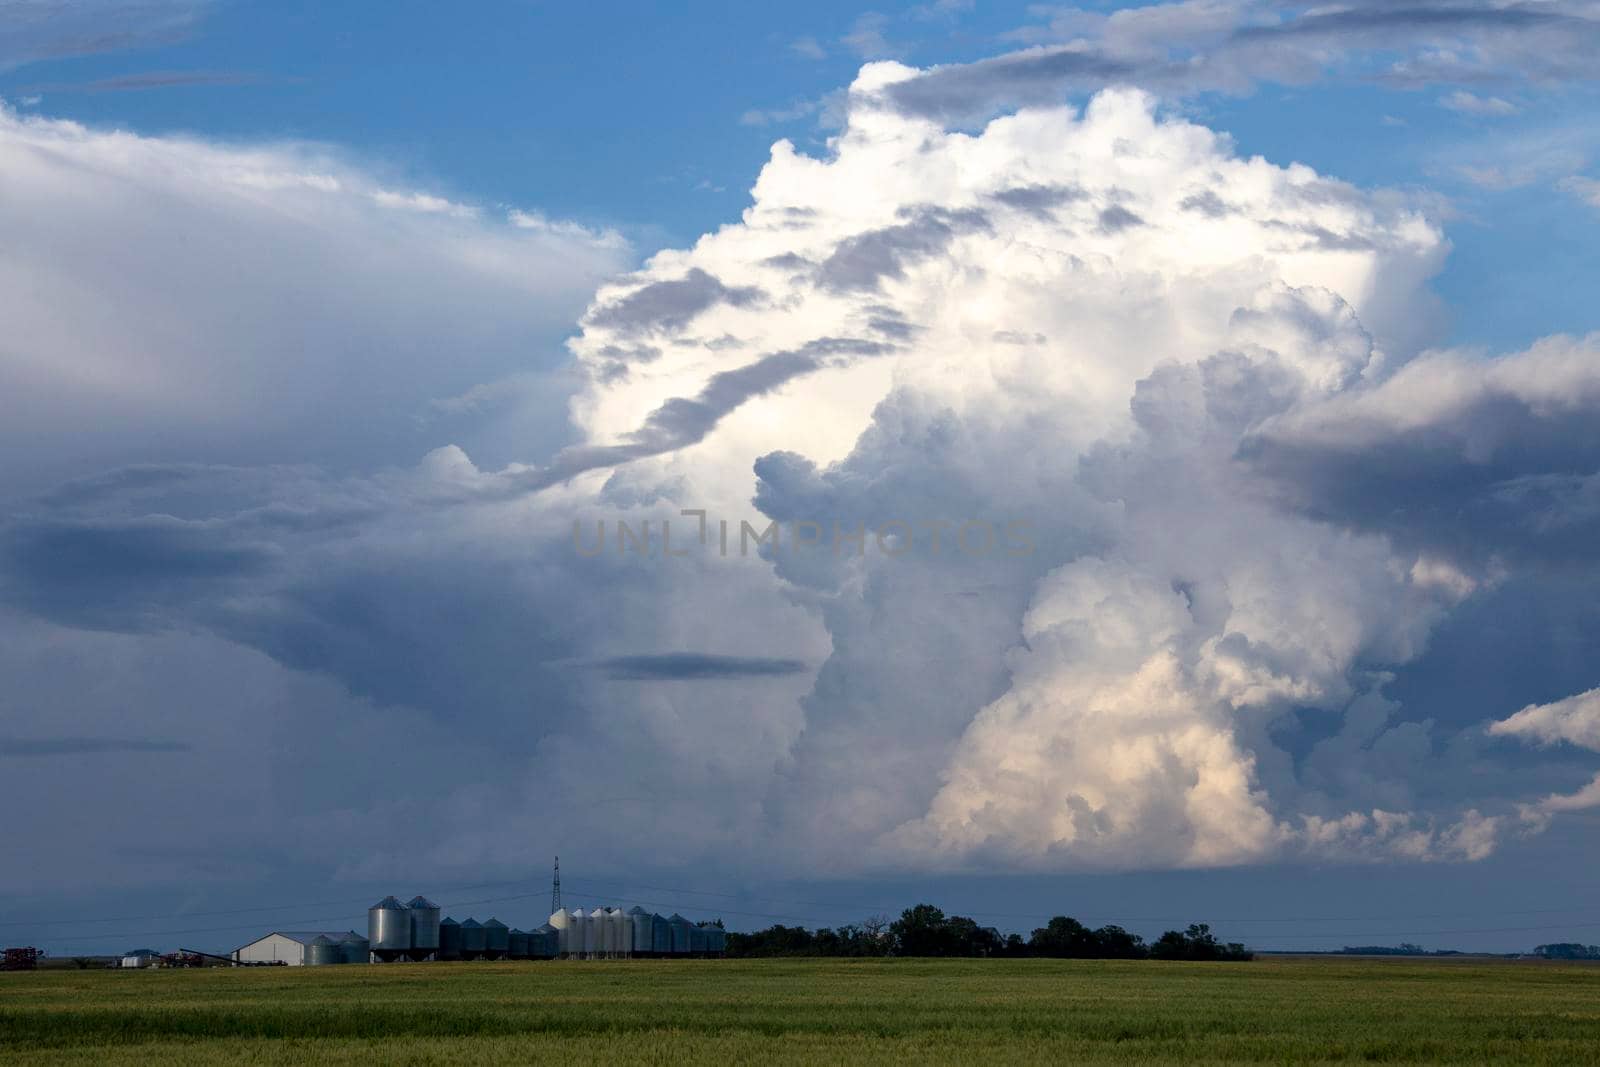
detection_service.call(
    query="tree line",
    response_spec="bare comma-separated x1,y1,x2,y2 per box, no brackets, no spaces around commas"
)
723,903,1252,961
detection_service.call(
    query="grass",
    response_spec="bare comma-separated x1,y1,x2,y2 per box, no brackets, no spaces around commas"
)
4,956,1600,1064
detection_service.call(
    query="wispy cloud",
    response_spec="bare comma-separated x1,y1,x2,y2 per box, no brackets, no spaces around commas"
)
0,737,191,757
16,69,258,94
594,653,811,681
0,0,214,73
1439,90,1519,116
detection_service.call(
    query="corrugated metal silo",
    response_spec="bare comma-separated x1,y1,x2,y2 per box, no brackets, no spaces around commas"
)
438,917,461,960
306,934,341,966
339,931,370,965
595,907,613,955
508,928,530,959
535,923,559,959
668,913,691,954
651,913,671,954
368,896,411,959
707,924,726,954
689,923,708,954
483,917,510,959
578,908,598,956
407,895,441,959
459,917,486,959
628,906,653,956
548,909,572,956
607,907,628,957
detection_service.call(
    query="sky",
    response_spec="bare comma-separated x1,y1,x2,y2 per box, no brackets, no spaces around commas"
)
3,0,1600,957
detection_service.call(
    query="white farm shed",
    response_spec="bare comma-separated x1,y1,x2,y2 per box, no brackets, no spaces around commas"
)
233,931,357,966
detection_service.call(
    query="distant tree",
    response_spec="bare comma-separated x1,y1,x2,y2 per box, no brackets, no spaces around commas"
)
1030,916,1096,957
1533,943,1600,960
1090,925,1148,959
892,904,954,956
1029,917,1148,959
71,957,92,969
1150,923,1251,962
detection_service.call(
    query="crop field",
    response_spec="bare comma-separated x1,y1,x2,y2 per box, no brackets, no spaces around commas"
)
4,956,1600,1064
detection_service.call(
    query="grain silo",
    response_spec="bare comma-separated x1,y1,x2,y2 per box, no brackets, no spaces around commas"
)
339,931,370,965
689,923,708,954
577,908,598,957
407,896,441,960
628,906,653,956
508,928,530,959
607,907,628,957
534,923,559,959
596,907,613,955
459,917,486,959
483,918,510,959
668,913,691,954
548,909,573,956
306,934,341,966
651,912,671,954
438,917,461,960
368,896,411,961
705,924,726,955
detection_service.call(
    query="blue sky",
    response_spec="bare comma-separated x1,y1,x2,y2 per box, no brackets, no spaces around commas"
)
5,1,1600,957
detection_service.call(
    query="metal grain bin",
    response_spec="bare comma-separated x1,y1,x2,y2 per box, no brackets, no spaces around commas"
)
534,923,559,959
628,906,653,956
668,913,691,954
438,917,461,960
483,918,510,959
548,909,572,956
339,931,370,965
407,895,441,958
706,925,726,955
606,907,628,957
306,934,341,966
459,917,486,958
575,908,597,957
689,923,708,954
368,896,411,957
508,928,530,959
651,913,671,954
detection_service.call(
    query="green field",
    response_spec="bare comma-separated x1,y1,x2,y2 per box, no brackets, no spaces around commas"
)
4,956,1600,1064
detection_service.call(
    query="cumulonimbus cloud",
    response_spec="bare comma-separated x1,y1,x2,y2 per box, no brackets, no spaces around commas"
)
3,57,1599,892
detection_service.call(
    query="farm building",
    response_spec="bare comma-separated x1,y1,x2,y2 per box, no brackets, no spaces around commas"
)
233,930,365,966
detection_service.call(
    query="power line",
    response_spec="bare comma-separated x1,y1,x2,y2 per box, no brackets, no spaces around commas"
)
14,869,1600,949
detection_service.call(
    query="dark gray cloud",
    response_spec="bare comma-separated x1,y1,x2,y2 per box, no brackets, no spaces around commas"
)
818,207,989,292
989,184,1086,219
595,653,810,681
873,1,1600,122
880,47,1136,121
585,268,764,335
1241,340,1600,565
517,337,895,493
1,514,278,630
0,737,191,757
1098,205,1145,233
1180,190,1232,217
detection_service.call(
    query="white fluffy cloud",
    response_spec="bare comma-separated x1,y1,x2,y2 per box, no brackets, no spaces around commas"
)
0,104,629,500
1493,687,1600,751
